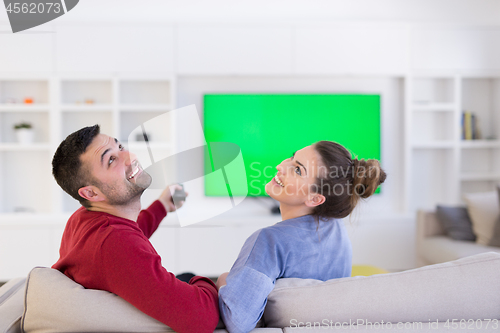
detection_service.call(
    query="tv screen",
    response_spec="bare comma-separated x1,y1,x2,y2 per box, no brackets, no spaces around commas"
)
204,94,381,196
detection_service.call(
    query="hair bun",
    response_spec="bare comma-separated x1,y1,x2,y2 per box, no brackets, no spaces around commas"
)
352,158,386,199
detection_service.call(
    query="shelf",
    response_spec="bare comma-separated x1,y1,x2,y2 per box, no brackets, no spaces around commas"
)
460,173,500,181
0,104,50,112
411,103,456,112
411,141,455,149
60,104,114,112
0,143,51,151
460,140,500,149
119,104,172,112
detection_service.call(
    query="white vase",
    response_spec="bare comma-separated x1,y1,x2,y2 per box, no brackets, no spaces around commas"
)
16,129,35,144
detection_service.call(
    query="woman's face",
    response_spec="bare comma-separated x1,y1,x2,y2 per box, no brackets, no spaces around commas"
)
265,144,324,206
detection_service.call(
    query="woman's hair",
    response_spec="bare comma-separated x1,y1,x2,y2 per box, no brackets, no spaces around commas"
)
311,141,387,219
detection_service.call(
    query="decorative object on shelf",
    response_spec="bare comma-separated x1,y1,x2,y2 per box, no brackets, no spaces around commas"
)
24,97,34,104
14,121,35,144
84,98,94,104
461,111,481,140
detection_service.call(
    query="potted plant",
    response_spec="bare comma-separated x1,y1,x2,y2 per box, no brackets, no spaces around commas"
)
14,122,34,144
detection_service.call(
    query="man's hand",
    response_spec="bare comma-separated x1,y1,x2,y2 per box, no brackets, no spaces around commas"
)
158,184,188,212
216,272,229,290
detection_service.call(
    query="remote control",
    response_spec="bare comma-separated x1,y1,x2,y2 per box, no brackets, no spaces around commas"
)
171,184,186,204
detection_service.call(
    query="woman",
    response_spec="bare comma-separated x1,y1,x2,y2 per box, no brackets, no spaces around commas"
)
216,141,387,333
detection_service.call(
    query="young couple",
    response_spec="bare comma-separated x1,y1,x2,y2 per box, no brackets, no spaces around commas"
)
51,125,386,333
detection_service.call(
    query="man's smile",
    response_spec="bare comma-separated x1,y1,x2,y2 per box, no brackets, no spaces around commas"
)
128,165,142,180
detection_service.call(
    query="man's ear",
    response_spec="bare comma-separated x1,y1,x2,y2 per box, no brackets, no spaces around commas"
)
78,186,105,202
305,193,326,208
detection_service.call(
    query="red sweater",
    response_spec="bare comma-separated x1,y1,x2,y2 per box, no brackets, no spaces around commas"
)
53,200,219,333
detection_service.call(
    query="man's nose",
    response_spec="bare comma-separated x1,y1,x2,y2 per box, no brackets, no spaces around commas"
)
123,150,137,166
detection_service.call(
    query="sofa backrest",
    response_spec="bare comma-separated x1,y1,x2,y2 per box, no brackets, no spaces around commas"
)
264,252,500,328
417,210,445,239
16,252,500,332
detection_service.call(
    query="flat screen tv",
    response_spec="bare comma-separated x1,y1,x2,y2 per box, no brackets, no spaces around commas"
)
203,94,381,196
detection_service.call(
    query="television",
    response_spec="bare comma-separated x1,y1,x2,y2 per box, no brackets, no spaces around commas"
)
203,94,381,197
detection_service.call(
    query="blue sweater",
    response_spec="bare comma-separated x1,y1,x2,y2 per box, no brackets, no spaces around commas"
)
219,214,352,333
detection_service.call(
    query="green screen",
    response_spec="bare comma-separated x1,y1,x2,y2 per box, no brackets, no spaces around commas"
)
204,94,381,196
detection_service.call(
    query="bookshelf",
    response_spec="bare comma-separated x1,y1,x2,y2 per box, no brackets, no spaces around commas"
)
0,75,176,215
406,74,500,211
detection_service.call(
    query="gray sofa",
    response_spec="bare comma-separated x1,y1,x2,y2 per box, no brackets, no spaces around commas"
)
2,252,500,333
416,210,500,266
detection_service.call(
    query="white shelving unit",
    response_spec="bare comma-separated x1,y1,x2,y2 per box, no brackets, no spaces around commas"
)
0,75,176,216
406,74,500,211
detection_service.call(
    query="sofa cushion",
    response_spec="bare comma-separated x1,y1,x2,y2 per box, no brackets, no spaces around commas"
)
463,191,499,246
0,278,25,333
22,267,175,333
263,252,500,328
419,236,500,264
436,205,475,241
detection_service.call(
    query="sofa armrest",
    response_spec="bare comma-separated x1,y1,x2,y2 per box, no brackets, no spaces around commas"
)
417,210,445,239
416,210,446,266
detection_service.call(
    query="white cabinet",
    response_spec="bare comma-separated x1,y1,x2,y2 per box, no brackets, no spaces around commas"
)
176,25,293,75
406,75,500,211
459,78,500,193
0,79,53,214
176,225,262,277
0,228,53,278
0,75,175,214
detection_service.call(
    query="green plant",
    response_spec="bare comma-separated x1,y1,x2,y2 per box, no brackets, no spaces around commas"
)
14,122,32,130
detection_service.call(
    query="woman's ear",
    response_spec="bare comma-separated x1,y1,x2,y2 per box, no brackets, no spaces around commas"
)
305,193,325,208
78,186,105,203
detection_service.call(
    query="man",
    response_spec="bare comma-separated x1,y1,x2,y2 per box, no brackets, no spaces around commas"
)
51,125,219,333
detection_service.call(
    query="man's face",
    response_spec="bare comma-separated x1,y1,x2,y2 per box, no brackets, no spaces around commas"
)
80,134,152,205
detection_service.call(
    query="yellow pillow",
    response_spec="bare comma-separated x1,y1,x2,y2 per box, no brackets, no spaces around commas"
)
351,265,388,276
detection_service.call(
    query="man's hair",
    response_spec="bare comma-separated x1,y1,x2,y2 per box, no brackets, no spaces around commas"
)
52,125,100,207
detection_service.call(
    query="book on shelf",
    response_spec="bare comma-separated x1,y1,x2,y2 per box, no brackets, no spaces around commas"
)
462,111,481,140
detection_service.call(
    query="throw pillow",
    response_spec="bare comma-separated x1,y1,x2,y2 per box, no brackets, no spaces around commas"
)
436,205,476,241
463,191,500,246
